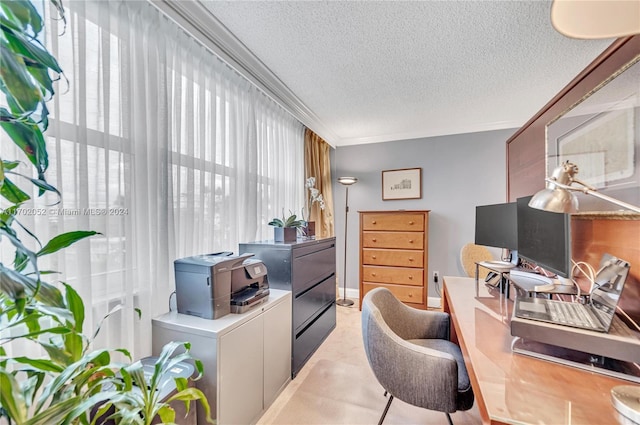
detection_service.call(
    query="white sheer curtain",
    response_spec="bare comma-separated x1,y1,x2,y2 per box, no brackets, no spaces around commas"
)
2,0,304,359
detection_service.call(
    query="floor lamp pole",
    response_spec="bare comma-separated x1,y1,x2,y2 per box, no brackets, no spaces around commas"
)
336,177,357,307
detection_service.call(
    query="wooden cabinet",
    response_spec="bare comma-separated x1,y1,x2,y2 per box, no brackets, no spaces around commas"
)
152,290,292,425
359,210,429,309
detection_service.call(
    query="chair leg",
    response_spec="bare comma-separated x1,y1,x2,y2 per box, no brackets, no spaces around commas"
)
377,394,394,425
445,412,454,425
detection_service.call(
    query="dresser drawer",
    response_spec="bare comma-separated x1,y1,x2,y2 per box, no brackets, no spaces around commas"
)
362,265,423,286
362,231,423,249
362,249,423,268
363,283,424,304
361,213,425,231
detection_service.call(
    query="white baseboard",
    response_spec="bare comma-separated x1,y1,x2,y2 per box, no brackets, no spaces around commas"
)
338,288,360,300
428,296,442,309
338,289,442,309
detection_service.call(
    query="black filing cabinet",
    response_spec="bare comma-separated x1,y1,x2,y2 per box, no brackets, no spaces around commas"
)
239,237,336,377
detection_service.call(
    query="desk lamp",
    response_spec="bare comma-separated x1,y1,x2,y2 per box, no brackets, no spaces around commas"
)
530,160,640,421
336,176,357,307
528,161,640,214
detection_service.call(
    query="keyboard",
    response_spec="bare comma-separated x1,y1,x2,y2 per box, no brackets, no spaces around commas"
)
547,301,600,330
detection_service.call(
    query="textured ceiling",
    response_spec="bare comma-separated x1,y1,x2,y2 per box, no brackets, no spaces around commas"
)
198,0,614,146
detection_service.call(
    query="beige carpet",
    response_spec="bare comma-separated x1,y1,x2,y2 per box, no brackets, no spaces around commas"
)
257,304,481,425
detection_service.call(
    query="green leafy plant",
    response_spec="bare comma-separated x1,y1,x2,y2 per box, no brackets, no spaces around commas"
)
268,210,304,228
0,1,213,423
93,342,212,425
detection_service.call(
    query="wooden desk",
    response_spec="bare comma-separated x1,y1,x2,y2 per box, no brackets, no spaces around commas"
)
443,276,629,425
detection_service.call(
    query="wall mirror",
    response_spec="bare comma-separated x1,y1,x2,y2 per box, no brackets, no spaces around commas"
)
546,55,640,212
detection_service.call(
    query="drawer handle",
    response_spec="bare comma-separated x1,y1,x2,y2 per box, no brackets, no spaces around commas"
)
408,293,413,298
372,220,377,224
372,238,377,242
409,221,414,225
409,239,414,243
371,272,377,276
409,258,414,262
372,255,377,259
408,275,413,279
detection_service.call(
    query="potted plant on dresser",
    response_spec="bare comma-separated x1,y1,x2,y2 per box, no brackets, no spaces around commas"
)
269,211,303,242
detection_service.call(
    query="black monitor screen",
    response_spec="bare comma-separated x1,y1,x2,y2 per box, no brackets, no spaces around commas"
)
475,202,518,250
516,196,572,278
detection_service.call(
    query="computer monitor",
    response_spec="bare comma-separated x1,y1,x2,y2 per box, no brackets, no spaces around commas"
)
516,195,572,278
475,202,518,251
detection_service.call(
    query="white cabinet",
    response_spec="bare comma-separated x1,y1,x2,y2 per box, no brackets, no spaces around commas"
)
152,289,292,425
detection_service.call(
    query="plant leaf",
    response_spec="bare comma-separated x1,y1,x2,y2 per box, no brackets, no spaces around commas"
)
156,405,175,424
0,264,65,307
10,357,64,373
0,225,39,276
33,305,74,324
0,267,27,300
2,159,21,170
0,43,42,116
166,387,214,423
35,349,112,412
0,369,28,423
3,25,62,73
268,218,284,227
0,108,48,174
174,377,188,392
0,0,43,35
63,283,84,331
24,395,85,425
0,175,31,203
4,326,70,341
27,175,59,197
91,303,123,342
60,391,120,425
37,231,100,257
48,0,66,29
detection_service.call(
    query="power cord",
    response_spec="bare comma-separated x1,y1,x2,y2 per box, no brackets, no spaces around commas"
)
433,272,441,297
169,291,176,311
571,260,596,299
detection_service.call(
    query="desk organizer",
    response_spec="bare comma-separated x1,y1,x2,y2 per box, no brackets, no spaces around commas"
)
511,314,640,382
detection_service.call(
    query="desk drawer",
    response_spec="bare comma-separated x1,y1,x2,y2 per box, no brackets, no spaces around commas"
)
362,265,423,286
362,231,423,249
361,213,425,231
362,249,423,268
363,283,424,304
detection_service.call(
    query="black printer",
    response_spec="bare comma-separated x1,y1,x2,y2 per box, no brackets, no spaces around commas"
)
174,252,269,319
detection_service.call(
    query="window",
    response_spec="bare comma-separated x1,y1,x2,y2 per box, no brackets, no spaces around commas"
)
2,0,303,358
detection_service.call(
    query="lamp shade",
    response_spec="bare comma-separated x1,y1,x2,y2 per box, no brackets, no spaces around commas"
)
528,186,579,213
338,176,358,186
551,0,640,39
529,161,640,214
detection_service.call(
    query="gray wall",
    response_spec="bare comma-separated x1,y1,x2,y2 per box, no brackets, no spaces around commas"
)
332,128,517,301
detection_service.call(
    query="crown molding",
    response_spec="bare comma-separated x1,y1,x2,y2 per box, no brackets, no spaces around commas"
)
337,120,522,147
150,0,339,147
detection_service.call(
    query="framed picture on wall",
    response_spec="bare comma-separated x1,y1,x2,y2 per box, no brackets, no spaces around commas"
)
382,168,422,200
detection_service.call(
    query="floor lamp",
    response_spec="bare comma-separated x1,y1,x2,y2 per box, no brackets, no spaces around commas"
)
336,176,357,307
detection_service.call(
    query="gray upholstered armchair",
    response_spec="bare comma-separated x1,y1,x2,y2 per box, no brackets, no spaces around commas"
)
361,287,474,425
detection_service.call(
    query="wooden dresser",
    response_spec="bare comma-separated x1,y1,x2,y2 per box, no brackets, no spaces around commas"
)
359,210,429,309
